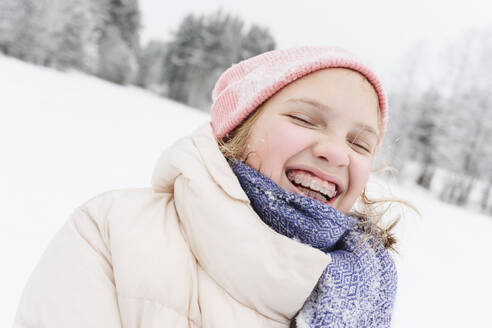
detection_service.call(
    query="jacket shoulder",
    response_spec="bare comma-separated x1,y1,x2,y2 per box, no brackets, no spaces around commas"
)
73,188,172,247
78,189,196,319
80,188,168,220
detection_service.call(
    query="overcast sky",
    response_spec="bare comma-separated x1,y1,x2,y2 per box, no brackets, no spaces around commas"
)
140,0,492,82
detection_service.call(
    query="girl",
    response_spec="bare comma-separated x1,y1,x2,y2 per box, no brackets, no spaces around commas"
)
14,46,398,328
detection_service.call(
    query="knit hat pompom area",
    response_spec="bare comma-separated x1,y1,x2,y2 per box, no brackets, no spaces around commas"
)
210,46,388,140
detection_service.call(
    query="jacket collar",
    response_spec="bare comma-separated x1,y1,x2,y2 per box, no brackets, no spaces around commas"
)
151,123,248,202
191,123,250,202
152,123,330,324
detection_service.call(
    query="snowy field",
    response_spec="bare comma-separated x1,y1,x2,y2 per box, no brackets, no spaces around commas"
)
1,55,491,327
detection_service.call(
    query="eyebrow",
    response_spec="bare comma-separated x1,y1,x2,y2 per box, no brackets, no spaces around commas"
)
284,97,380,137
284,98,332,112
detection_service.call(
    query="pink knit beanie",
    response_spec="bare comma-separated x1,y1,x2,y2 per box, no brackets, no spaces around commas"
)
210,46,388,139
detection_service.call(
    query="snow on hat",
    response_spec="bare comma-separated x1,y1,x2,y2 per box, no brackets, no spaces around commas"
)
210,46,388,139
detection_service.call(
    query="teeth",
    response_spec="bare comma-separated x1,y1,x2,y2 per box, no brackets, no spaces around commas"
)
287,170,338,199
298,186,326,202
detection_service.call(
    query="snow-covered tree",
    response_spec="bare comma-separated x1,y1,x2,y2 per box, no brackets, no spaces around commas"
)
96,0,141,84
108,0,140,50
386,29,492,211
0,0,140,83
383,41,429,176
476,98,492,213
240,25,276,61
0,0,26,54
97,25,138,84
411,87,446,189
136,40,168,93
436,29,492,206
163,10,275,110
7,0,50,64
56,0,99,72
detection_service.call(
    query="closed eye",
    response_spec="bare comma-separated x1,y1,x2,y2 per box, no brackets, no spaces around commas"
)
349,130,375,154
349,138,372,154
287,114,314,126
354,143,370,152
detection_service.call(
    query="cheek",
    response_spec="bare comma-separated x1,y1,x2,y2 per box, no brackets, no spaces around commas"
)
253,123,312,177
348,156,372,194
339,156,372,213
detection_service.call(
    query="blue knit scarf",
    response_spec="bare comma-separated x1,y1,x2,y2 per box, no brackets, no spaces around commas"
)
228,159,397,328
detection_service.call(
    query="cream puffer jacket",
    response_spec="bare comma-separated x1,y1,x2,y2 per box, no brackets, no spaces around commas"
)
14,123,330,328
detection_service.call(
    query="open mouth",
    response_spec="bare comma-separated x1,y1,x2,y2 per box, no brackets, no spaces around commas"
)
286,169,340,204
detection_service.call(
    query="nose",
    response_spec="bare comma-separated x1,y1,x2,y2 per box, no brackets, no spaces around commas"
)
311,137,350,167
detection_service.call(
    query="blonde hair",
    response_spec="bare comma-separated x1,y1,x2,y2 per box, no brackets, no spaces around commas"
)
218,104,417,251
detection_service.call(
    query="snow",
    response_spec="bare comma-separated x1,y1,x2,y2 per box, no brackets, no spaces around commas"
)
1,55,491,327
390,183,492,327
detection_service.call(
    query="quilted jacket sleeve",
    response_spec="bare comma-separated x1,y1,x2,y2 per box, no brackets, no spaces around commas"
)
13,202,122,328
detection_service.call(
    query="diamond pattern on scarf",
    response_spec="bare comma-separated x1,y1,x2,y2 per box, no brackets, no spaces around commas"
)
229,159,356,252
229,160,397,328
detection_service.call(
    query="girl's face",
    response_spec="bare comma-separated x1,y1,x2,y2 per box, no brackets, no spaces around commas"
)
243,68,380,214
